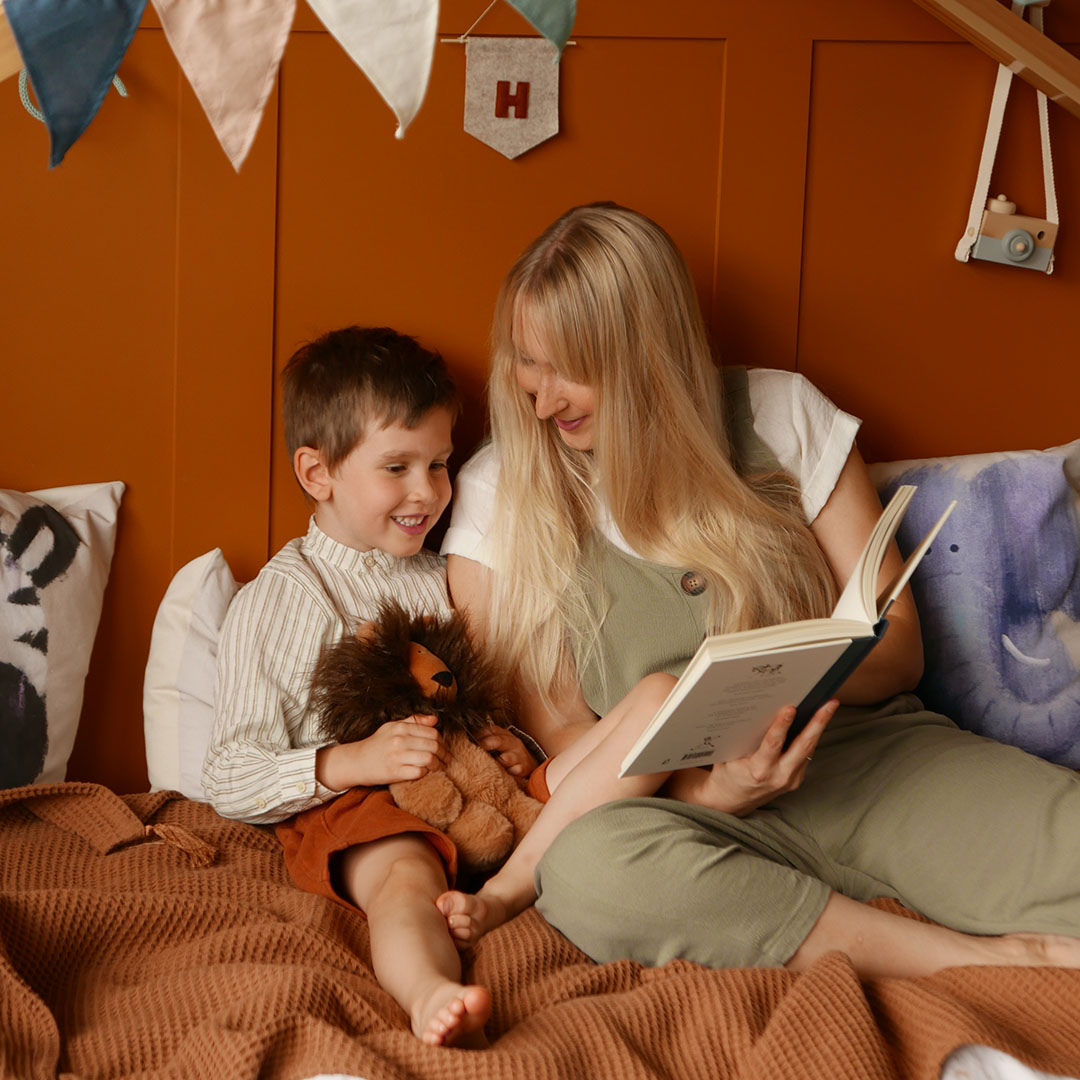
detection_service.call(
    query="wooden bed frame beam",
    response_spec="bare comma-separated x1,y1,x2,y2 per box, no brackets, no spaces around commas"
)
911,0,1080,119
0,6,20,85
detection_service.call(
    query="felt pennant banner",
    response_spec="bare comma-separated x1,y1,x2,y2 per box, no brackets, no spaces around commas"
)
152,0,296,172
4,0,147,166
464,37,559,160
504,0,576,54
307,0,438,138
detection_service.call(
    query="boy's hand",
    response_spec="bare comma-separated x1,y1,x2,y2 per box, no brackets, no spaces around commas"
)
476,725,538,778
316,714,448,790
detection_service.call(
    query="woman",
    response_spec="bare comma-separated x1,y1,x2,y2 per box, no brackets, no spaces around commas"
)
437,202,1080,976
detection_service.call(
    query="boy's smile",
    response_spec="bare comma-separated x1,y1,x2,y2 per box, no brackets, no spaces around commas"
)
315,406,454,556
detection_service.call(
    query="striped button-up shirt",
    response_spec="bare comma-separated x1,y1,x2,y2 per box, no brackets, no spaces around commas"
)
203,518,451,824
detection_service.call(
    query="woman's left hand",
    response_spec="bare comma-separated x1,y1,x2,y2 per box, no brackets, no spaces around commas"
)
669,699,839,815
477,725,539,778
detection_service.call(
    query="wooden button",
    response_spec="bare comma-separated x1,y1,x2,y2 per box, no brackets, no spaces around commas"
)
680,571,706,596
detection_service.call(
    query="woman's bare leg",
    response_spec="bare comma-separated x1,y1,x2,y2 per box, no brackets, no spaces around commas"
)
787,892,1080,977
438,674,679,943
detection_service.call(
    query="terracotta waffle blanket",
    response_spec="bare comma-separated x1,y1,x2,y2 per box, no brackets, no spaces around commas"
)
2,783,1079,1080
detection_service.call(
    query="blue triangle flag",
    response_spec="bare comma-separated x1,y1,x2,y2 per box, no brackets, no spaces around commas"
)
504,0,576,54
5,0,147,166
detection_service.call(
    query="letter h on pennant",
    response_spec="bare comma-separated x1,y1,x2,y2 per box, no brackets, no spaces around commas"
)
495,80,530,119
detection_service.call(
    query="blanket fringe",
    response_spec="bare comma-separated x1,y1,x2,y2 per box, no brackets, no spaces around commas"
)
143,823,217,867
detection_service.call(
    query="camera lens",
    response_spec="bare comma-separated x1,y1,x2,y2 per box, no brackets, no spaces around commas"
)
1001,228,1035,262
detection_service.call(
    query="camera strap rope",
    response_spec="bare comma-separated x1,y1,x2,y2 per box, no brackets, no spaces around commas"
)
955,1,1057,268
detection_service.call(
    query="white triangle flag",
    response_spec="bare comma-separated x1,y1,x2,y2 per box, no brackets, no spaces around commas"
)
307,0,438,138
152,0,296,171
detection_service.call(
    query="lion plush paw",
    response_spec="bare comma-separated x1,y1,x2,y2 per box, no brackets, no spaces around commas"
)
446,801,515,871
390,771,463,833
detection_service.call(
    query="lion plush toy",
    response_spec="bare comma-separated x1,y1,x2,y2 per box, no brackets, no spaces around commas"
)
309,598,543,874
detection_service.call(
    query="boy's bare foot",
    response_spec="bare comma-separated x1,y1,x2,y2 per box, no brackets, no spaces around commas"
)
414,982,491,1048
436,890,510,949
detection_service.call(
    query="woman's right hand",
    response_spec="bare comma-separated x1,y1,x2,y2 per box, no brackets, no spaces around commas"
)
315,714,449,790
670,699,839,815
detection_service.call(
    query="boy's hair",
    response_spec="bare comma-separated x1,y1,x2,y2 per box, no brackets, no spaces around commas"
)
282,326,459,470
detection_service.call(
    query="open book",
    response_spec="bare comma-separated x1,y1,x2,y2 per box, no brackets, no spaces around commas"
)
618,485,955,777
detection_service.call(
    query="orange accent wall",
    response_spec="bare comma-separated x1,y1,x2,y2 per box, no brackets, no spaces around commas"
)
1,0,1077,792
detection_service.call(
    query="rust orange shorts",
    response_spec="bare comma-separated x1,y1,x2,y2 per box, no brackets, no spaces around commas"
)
275,788,458,913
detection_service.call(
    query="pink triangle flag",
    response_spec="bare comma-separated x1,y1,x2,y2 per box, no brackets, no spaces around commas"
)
306,0,438,138
152,0,296,171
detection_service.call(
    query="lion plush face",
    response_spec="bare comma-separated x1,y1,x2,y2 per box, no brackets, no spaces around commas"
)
309,598,513,745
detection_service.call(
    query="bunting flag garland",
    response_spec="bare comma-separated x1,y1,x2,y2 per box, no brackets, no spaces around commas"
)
464,37,560,159
306,0,439,139
151,0,296,172
4,0,148,167
504,0,576,55
4,0,577,167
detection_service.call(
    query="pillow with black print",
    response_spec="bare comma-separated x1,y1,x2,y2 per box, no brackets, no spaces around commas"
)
0,482,124,787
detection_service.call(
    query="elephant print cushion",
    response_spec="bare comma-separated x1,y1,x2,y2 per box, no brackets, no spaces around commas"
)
869,440,1080,767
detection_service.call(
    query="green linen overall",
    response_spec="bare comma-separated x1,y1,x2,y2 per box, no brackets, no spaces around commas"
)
533,374,1080,969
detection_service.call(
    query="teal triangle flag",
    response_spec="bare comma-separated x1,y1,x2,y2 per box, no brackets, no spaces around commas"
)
5,0,147,167
504,0,576,54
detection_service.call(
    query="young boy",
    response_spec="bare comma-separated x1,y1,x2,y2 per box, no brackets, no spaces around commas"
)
203,326,529,1048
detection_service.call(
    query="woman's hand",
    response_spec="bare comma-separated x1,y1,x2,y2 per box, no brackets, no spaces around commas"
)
667,699,839,815
476,725,538,778
315,714,449,790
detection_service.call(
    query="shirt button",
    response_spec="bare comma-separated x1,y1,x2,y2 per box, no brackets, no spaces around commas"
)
364,555,377,569
256,797,267,810
681,571,707,596
295,781,306,793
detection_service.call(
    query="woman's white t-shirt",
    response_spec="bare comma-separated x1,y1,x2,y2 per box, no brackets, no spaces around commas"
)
441,368,861,566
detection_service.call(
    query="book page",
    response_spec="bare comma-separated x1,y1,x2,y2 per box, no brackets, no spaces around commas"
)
876,499,957,617
831,485,915,623
619,638,852,777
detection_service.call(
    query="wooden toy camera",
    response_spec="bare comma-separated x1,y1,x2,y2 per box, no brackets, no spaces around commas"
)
971,194,1057,273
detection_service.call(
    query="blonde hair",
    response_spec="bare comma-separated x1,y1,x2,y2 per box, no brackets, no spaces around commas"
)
486,203,837,702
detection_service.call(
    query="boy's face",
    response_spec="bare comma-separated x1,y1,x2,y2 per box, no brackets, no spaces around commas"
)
317,406,453,556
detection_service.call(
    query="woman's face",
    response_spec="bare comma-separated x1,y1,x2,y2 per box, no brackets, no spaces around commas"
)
514,317,597,452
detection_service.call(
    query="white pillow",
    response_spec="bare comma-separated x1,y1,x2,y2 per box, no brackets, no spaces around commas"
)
143,549,238,799
1,481,125,787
